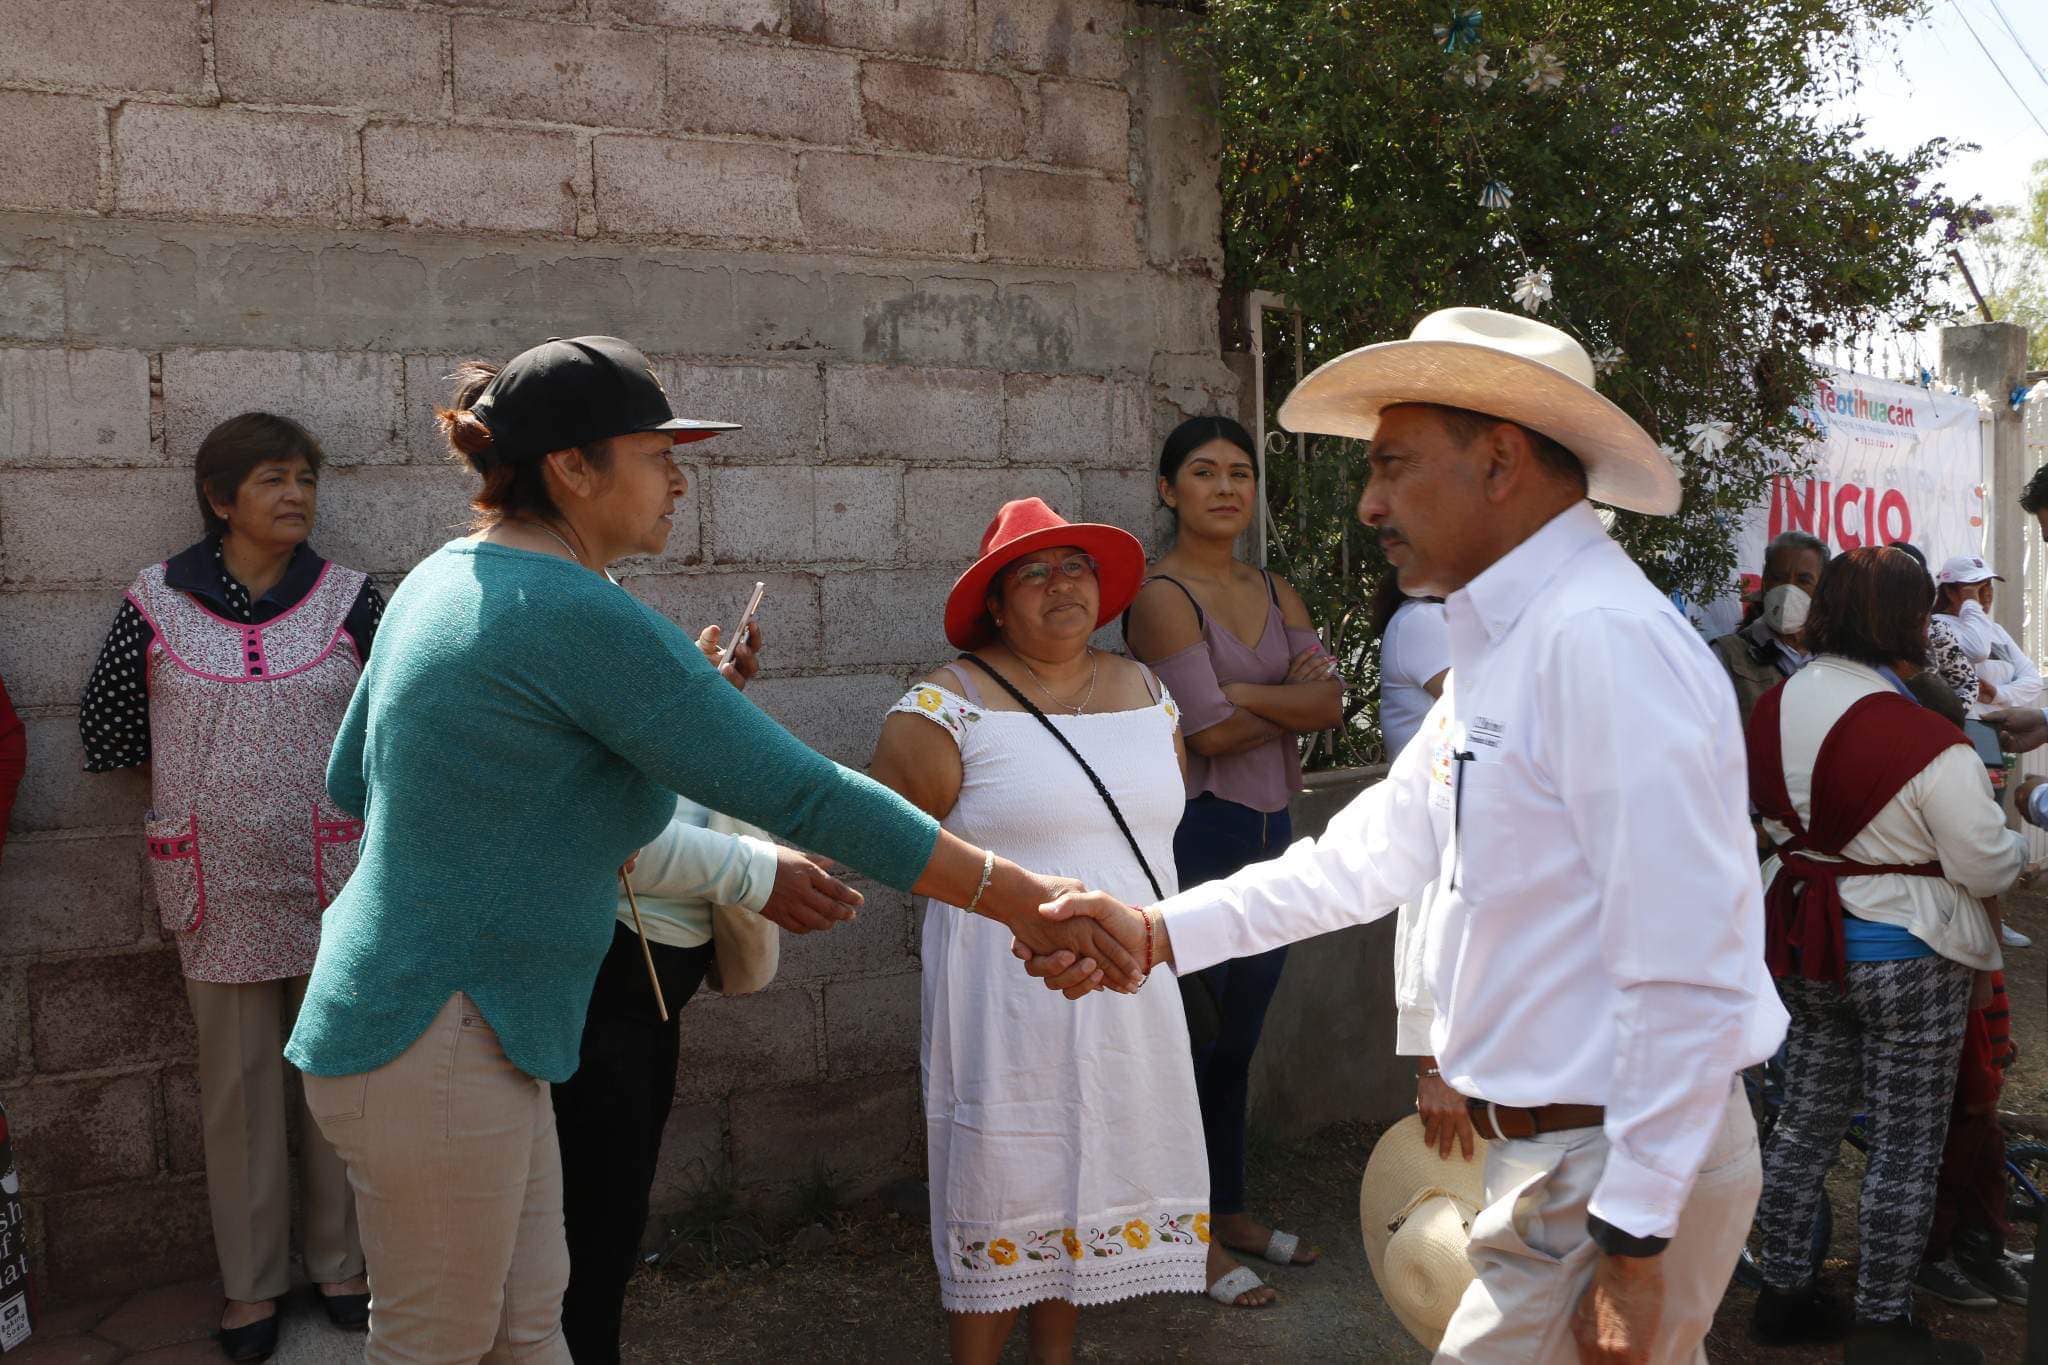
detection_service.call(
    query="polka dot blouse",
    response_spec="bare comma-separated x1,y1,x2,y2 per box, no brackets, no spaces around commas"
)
80,537,384,773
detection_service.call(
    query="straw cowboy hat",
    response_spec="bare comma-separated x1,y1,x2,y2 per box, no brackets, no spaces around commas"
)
1360,1115,1491,1352
943,498,1146,649
1277,307,1681,516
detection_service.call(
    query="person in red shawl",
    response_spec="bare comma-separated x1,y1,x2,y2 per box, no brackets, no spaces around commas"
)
1747,545,2023,1363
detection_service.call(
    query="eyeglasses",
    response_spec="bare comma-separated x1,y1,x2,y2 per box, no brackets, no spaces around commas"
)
1005,554,1099,589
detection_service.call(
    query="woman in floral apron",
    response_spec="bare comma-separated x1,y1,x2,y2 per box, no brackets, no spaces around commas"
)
81,413,383,1361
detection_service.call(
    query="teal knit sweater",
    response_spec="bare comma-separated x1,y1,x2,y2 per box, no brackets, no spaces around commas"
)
284,542,939,1083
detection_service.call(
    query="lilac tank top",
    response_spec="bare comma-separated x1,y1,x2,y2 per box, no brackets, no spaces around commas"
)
1137,573,1322,813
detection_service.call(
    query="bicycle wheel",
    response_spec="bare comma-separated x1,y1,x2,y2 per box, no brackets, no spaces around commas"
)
2007,1139,2048,1226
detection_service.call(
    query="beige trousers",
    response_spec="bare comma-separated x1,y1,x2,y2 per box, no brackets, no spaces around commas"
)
304,992,571,1365
185,976,363,1302
1435,1083,1761,1364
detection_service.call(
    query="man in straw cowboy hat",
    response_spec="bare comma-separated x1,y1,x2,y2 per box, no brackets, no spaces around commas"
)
1019,308,1790,1363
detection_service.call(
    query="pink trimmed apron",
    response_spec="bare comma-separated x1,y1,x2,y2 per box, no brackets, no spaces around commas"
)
129,560,367,984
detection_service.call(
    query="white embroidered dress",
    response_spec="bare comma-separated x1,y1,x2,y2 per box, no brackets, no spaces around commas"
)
891,677,1210,1313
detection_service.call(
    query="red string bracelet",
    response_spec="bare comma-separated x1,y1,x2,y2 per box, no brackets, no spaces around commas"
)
1141,909,1155,977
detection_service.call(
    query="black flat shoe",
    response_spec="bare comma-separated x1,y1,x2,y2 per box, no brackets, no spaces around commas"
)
319,1290,371,1330
216,1312,279,1362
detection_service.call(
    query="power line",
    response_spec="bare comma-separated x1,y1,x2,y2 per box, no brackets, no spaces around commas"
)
1951,0,2048,139
1981,0,2048,94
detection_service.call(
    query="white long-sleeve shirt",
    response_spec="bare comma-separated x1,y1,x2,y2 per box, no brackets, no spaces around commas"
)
1948,600,2046,709
1759,656,2014,969
619,796,777,948
1158,501,1788,1240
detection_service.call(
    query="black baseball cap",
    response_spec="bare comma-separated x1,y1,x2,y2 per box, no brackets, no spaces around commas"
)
470,335,739,464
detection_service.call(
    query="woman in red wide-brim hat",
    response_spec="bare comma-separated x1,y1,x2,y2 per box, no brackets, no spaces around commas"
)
870,498,1216,1363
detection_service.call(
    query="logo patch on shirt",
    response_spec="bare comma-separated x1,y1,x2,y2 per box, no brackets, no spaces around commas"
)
1470,715,1507,748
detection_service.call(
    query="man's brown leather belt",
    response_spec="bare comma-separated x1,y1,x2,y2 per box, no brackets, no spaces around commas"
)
1467,1100,1606,1141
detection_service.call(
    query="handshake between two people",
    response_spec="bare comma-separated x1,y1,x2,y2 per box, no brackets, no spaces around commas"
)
757,852,1168,999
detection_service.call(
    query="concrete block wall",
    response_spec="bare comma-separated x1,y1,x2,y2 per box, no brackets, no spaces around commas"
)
0,0,1230,1300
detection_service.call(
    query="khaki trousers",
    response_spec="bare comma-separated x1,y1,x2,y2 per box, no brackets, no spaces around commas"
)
185,976,363,1302
304,992,571,1365
1436,1083,1760,1364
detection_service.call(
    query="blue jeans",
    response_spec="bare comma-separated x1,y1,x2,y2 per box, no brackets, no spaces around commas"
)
1173,793,1292,1217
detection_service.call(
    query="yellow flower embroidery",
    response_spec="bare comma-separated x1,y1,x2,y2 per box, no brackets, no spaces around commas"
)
1124,1220,1151,1250
990,1239,1019,1266
1062,1229,1082,1259
1194,1214,1211,1244
915,687,943,713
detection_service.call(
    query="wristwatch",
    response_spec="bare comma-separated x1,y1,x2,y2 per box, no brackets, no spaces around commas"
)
1587,1214,1668,1259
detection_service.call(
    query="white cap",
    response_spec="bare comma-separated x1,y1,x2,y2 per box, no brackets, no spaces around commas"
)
1937,554,2002,586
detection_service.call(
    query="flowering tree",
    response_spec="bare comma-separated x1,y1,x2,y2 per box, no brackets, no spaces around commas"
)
1168,0,1984,763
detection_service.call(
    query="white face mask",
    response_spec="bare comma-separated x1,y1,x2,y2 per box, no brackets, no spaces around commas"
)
1762,583,1810,635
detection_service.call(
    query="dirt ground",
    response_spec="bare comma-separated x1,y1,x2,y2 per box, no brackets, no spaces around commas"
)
620,884,2048,1364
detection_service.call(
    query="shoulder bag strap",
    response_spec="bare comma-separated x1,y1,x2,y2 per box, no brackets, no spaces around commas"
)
958,654,1164,901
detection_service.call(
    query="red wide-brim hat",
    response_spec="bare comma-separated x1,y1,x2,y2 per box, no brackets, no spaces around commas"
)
943,498,1147,650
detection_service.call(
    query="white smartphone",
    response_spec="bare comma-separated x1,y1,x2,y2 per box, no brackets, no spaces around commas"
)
719,580,766,667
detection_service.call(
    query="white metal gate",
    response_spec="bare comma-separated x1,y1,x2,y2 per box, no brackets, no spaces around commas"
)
2018,379,2048,865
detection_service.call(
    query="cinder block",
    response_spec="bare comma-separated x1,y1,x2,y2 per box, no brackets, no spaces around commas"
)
978,0,1130,79
790,0,967,60
646,1100,725,1219
162,350,406,467
1078,467,1170,555
1037,78,1129,173
825,366,1002,462
363,123,580,236
1003,372,1147,466
982,169,1139,270
115,106,348,224
815,465,900,561
40,1177,212,1301
797,152,976,257
594,136,801,242
598,0,784,34
745,672,903,766
775,882,915,984
455,17,663,127
0,93,101,215
0,0,204,93
417,0,578,11
903,467,1073,565
817,567,956,666
8,723,148,836
0,470,193,589
214,0,446,115
1135,27,1221,274
1148,353,1240,430
657,361,823,463
162,1063,203,1176
675,988,818,1102
859,61,1024,161
402,353,489,463
0,263,63,345
0,589,126,710
729,1070,919,1186
665,34,859,144
833,273,1088,374
706,464,814,563
823,972,918,1077
627,569,823,666
0,830,143,955
0,348,152,468
307,467,493,578
7,1072,158,1194
29,950,194,1073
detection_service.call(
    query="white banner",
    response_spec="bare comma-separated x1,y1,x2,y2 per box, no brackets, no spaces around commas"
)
1734,369,1985,580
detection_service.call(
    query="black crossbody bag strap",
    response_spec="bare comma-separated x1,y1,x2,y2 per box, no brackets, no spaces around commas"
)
957,654,1164,902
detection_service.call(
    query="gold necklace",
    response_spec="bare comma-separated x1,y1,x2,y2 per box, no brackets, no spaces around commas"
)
1016,647,1097,714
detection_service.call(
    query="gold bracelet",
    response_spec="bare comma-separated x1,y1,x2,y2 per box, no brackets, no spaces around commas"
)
962,848,996,915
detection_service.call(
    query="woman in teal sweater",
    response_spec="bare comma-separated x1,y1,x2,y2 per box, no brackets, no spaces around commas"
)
286,336,1134,1363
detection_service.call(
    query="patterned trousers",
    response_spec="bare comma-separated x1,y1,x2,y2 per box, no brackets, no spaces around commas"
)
1757,956,1973,1320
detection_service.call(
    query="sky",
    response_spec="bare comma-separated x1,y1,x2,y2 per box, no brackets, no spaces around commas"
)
1840,0,2048,216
